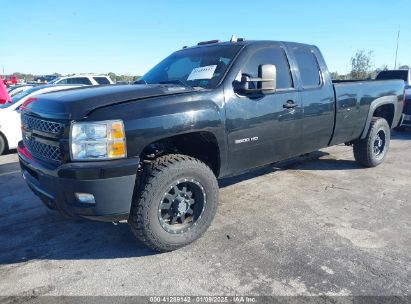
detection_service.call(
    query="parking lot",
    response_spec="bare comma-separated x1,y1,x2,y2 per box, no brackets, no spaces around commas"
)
0,131,410,298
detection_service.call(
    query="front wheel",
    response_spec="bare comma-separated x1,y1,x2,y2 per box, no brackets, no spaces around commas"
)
0,134,6,156
128,154,219,252
353,117,390,167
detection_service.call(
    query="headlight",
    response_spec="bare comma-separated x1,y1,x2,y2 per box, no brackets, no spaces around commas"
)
70,120,126,161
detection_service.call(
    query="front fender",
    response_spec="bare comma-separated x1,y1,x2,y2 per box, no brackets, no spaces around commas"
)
87,89,228,174
126,104,226,155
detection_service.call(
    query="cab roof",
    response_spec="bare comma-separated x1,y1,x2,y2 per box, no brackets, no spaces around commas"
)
184,38,315,50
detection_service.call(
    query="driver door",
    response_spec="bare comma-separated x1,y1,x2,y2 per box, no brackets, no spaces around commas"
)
225,46,304,174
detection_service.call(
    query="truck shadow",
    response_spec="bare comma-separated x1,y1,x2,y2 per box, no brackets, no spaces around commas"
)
0,217,156,265
219,150,362,188
392,129,411,140
0,162,156,265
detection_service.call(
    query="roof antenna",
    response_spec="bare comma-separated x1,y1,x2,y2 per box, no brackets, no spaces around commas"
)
230,35,237,43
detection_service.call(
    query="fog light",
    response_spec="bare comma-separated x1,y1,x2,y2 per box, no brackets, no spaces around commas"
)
75,193,96,204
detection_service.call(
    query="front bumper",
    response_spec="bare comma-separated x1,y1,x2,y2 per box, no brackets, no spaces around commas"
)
18,142,140,222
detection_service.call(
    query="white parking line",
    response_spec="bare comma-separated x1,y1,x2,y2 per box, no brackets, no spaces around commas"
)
0,170,21,177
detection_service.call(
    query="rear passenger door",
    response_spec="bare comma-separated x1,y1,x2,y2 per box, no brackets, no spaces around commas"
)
291,47,334,152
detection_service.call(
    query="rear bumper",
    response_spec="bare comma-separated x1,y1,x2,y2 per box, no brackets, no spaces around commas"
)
400,113,411,127
18,142,140,222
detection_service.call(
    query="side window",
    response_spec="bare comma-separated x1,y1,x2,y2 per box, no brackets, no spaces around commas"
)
67,77,92,85
93,77,111,85
57,78,67,84
294,48,321,88
241,47,293,90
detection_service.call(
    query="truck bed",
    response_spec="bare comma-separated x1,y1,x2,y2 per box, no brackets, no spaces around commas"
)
330,79,404,145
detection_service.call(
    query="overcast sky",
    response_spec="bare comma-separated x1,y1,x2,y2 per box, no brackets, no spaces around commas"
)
1,0,409,76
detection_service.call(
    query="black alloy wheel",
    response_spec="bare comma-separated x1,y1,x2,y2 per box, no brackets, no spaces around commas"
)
158,179,206,234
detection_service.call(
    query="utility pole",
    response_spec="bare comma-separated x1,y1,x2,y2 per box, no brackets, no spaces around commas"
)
394,27,400,69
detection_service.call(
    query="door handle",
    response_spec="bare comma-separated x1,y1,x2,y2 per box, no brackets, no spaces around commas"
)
283,100,298,109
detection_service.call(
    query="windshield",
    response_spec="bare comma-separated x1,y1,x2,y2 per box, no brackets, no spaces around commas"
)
376,70,408,82
140,45,242,89
0,86,40,109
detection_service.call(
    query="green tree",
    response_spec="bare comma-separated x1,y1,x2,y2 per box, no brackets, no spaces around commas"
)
12,72,35,82
108,72,117,83
350,50,374,80
398,65,410,69
330,72,340,80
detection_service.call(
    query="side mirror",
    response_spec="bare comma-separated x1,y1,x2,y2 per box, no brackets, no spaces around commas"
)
257,64,276,94
234,64,277,95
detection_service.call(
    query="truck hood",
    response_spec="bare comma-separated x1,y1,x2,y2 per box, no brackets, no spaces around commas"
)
20,84,197,120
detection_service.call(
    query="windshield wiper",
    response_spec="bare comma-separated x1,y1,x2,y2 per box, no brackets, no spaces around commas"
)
134,79,202,90
158,80,193,89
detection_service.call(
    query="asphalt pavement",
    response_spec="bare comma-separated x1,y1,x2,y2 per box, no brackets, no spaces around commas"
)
0,132,410,300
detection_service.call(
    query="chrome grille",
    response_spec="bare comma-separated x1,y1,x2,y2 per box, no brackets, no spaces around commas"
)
21,115,63,134
22,136,61,162
21,114,64,163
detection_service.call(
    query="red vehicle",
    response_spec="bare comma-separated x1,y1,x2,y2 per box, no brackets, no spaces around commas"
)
1,75,17,86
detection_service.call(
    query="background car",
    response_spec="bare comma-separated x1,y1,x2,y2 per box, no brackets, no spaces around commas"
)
1,75,17,86
0,84,84,155
34,75,58,83
400,88,411,129
7,84,37,97
49,74,114,86
376,69,411,86
376,69,411,130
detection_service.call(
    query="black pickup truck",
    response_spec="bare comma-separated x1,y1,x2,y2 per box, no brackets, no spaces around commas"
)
18,39,404,251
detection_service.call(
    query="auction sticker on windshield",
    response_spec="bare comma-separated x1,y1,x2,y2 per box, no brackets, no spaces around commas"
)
187,65,217,81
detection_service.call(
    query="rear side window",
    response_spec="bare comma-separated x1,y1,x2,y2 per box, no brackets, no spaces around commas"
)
294,48,321,88
67,77,92,85
93,77,111,85
242,47,293,89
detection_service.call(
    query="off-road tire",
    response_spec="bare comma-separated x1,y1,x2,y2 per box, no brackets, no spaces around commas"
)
128,154,219,252
353,117,390,167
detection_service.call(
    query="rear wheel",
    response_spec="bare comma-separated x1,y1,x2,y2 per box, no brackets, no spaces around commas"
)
353,117,390,167
128,154,219,252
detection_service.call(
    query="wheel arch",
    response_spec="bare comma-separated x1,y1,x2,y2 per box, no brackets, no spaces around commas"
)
360,97,397,139
139,131,221,177
0,131,9,154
